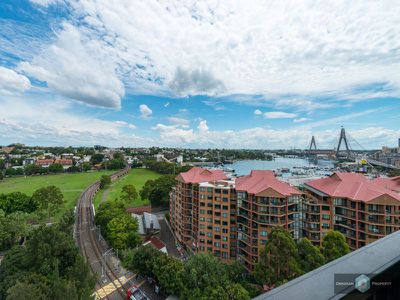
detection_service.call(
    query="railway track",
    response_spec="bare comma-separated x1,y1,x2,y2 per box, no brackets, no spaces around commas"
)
76,168,130,300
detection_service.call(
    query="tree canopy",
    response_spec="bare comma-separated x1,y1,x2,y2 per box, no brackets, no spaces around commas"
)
253,227,302,286
0,213,94,299
321,231,350,262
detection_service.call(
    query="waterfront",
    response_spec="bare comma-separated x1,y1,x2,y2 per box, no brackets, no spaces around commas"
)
225,157,335,176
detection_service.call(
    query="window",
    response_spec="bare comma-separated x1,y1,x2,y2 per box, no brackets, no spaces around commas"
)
222,244,228,249
215,189,221,194
199,187,206,192
222,213,228,218
207,187,213,192
200,209,205,214
222,236,228,241
215,227,221,232
223,205,228,210
223,190,229,194
200,202,205,206
222,228,228,233
322,214,330,220
222,197,228,202
322,223,330,229
261,231,267,237
200,194,205,199
322,205,330,211
207,232,212,237
200,217,205,221
214,242,221,247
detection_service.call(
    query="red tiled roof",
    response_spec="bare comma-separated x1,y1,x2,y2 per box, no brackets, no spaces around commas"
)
372,176,400,193
305,172,400,202
36,159,54,165
176,167,228,183
143,236,166,250
235,170,301,196
54,159,72,165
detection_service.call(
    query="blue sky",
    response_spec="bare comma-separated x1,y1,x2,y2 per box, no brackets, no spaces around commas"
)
0,0,399,149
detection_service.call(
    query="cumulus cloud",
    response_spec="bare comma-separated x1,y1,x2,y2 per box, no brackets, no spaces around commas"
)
0,97,150,146
169,67,225,97
264,111,298,119
198,120,209,132
139,104,153,119
167,117,190,128
19,24,124,109
52,0,400,105
254,109,262,115
0,66,31,95
113,120,136,129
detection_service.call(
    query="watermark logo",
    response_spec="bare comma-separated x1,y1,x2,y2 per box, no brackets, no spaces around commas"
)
355,274,370,293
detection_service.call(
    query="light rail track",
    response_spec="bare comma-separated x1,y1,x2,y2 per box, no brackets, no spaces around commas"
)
76,168,130,300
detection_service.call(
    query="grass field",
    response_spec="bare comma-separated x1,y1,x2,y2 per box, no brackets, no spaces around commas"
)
93,168,161,208
0,171,114,220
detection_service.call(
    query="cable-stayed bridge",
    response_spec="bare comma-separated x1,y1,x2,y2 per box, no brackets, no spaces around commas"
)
306,127,400,170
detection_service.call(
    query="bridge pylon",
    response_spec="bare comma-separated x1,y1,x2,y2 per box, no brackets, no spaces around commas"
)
336,127,351,158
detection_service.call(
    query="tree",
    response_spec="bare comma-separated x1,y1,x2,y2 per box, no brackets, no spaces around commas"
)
31,186,64,217
321,231,350,262
297,238,325,272
152,254,184,295
121,185,138,203
0,172,3,181
140,179,154,200
122,245,160,276
253,227,302,286
48,163,64,173
95,201,126,236
5,168,15,176
0,224,94,299
90,153,104,165
6,274,52,300
0,192,38,214
106,214,141,250
148,175,176,206
100,175,111,189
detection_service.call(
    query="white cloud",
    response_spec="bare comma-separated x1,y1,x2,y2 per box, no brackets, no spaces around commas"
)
152,117,400,149
254,109,262,115
293,117,310,123
113,120,136,129
164,102,170,107
19,23,124,109
198,120,209,132
30,0,62,6
0,96,150,146
139,104,153,119
264,111,298,119
49,0,400,105
0,67,31,95
167,117,190,128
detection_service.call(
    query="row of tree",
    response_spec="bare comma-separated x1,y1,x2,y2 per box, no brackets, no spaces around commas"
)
0,211,95,299
144,160,191,174
94,201,141,250
0,187,65,251
253,227,350,287
123,246,252,300
140,175,176,207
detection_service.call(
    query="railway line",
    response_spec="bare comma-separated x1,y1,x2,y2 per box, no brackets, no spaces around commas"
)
75,168,130,300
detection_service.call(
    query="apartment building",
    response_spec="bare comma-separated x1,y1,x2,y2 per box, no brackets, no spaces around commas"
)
236,170,302,271
170,168,302,270
169,167,228,252
303,173,400,250
170,168,400,271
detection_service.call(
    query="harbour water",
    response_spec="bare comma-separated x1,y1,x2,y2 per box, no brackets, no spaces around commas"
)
225,158,335,176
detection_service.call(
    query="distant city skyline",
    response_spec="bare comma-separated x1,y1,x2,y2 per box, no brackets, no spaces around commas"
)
0,0,399,149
